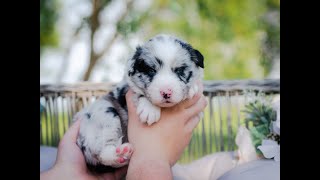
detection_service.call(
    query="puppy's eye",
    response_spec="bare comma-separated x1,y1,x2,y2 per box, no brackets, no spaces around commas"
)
174,65,193,84
174,66,187,77
136,59,156,73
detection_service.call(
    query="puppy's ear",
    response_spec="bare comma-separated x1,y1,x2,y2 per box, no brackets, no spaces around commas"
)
132,46,143,61
128,46,143,77
193,49,204,68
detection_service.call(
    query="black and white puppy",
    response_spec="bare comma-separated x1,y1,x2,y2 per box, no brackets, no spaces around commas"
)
75,34,204,172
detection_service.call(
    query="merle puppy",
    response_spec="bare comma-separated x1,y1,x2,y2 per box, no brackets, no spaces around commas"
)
75,34,204,172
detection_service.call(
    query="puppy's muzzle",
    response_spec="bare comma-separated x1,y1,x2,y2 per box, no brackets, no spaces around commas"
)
160,89,172,99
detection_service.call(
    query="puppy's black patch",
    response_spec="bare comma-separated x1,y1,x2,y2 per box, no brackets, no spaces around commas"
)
117,84,129,110
106,84,128,111
109,91,114,98
155,57,163,67
136,60,156,75
85,113,91,119
186,71,193,83
174,65,188,76
133,46,143,61
128,46,143,77
104,83,129,144
194,49,204,68
128,46,157,82
175,39,204,68
105,107,119,117
78,134,86,152
81,145,86,152
174,65,193,84
132,59,157,82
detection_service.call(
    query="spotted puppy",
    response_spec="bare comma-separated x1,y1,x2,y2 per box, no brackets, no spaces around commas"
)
75,34,204,172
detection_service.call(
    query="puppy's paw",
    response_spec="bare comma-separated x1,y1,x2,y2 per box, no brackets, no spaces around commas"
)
137,98,161,125
99,143,134,168
115,143,134,164
188,83,199,99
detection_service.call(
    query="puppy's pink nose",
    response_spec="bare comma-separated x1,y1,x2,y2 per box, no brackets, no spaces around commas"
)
160,89,172,99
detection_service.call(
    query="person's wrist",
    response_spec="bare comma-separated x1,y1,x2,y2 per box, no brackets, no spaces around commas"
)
41,164,88,180
128,151,173,180
131,147,169,164
40,168,53,180
41,166,61,180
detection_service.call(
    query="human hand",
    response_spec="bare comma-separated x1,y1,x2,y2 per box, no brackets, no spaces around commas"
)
126,82,207,167
40,119,127,180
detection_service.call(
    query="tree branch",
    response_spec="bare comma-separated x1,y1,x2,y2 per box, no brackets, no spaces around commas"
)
57,22,86,83
95,0,134,60
82,0,134,81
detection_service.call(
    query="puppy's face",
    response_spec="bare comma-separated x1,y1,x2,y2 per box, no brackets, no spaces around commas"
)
127,34,204,107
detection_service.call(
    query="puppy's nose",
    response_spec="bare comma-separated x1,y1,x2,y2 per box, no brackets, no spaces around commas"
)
160,89,172,99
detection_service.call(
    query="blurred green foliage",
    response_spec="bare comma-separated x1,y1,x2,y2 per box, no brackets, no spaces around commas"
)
40,0,59,53
139,0,279,80
40,0,280,79
117,10,150,37
260,0,280,76
243,96,277,155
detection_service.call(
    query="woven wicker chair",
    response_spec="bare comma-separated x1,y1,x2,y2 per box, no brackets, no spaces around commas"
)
40,79,280,164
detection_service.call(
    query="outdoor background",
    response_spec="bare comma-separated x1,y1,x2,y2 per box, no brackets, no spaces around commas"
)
40,0,280,164
40,0,280,84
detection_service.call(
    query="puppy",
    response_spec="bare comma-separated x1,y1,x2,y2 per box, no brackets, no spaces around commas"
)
75,34,204,172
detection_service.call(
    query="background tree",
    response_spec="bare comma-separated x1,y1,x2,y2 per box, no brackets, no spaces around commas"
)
64,0,145,81
139,0,271,80
40,0,280,83
82,0,148,81
260,0,280,76
40,0,59,54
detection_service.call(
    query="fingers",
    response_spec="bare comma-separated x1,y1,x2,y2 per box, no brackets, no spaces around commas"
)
184,95,207,121
126,89,139,121
182,91,202,109
181,82,204,109
126,89,143,130
197,81,204,95
126,89,136,114
60,118,81,144
185,115,201,133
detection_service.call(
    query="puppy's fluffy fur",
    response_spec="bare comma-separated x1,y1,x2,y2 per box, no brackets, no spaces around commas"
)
75,34,204,172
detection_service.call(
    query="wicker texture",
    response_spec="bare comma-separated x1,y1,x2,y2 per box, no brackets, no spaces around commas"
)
40,79,280,163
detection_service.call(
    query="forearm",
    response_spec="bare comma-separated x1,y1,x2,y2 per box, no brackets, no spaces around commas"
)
126,156,173,180
40,166,91,180
40,168,57,180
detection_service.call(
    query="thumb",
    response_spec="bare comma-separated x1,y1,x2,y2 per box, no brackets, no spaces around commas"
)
125,89,137,115
59,119,81,146
125,89,141,126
